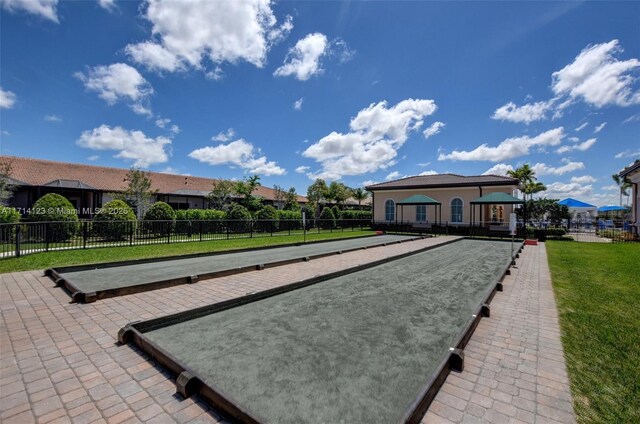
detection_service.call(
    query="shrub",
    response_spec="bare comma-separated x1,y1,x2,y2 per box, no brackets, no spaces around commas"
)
319,207,336,229
31,193,78,241
331,205,341,220
275,209,302,231
93,200,136,241
144,201,176,221
0,207,21,243
143,202,176,236
255,205,279,232
340,210,372,220
0,206,20,224
227,204,252,232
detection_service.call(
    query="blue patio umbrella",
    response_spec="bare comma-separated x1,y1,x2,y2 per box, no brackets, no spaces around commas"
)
558,198,596,208
598,205,626,212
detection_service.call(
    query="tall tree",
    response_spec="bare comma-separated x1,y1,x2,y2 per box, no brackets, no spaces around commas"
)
351,187,370,207
328,181,350,206
283,187,300,211
612,173,632,206
507,164,536,201
272,185,286,210
524,181,547,201
307,179,329,217
0,160,14,207
207,179,235,210
234,175,261,211
112,168,156,219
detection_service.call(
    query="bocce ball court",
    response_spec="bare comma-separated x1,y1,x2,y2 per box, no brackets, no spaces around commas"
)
45,234,421,303
119,238,522,424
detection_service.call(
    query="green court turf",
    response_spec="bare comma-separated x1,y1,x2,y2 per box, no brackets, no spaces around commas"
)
144,239,513,423
58,234,417,293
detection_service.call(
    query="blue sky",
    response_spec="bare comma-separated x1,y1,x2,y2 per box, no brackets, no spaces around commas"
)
1,0,639,206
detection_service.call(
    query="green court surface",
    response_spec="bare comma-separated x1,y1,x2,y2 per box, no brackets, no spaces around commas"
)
142,239,513,423
53,234,417,296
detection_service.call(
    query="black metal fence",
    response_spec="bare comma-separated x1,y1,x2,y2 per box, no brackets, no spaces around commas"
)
373,220,639,244
0,219,372,258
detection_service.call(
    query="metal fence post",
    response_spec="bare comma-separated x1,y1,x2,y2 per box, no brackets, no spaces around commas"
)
129,221,134,246
45,223,50,252
82,221,88,249
15,224,21,258
167,221,171,244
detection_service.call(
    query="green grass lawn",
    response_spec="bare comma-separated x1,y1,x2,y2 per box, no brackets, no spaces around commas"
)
546,241,640,423
0,230,376,274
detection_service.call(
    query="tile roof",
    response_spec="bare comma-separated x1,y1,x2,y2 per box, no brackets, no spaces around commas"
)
365,173,518,190
0,155,307,203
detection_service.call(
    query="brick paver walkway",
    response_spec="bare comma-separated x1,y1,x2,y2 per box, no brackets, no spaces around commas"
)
0,237,575,423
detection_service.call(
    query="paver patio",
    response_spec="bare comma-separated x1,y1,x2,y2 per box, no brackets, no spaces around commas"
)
0,236,575,424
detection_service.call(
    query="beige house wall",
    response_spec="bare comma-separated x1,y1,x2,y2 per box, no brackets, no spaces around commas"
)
371,186,518,225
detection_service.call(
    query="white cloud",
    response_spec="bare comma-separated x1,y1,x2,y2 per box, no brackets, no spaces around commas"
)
568,136,580,142
44,114,62,122
593,122,607,133
125,42,182,73
571,175,596,184
418,170,438,176
575,122,588,131
543,181,593,198
189,139,285,176
362,180,378,187
623,113,640,124
126,0,292,74
159,166,189,176
331,38,355,63
274,33,328,81
212,128,236,142
75,63,153,115
555,138,596,154
155,118,170,128
482,163,514,176
615,149,640,159
0,0,58,22
438,127,565,162
169,125,180,135
294,97,304,110
531,160,585,176
77,125,171,167
87,155,99,161
417,162,431,167
303,98,438,180
0,87,17,109
423,121,445,139
97,0,116,12
295,166,309,174
601,184,619,191
491,100,552,124
551,40,640,108
385,171,402,181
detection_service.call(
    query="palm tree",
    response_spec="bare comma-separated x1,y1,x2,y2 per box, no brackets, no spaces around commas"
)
507,164,536,201
612,173,632,206
524,181,547,201
351,187,370,208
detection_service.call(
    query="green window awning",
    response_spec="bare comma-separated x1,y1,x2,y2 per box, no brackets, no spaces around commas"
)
470,192,524,204
396,194,441,205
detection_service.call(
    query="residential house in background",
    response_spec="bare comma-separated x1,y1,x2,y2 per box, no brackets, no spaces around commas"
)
0,156,307,218
366,174,519,225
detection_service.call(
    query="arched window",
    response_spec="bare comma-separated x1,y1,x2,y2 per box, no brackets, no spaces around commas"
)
451,198,463,223
384,199,395,222
416,205,426,222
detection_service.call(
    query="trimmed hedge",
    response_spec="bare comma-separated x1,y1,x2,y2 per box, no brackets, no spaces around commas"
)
175,209,226,221
340,210,372,220
31,193,78,241
93,200,136,241
331,205,341,220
